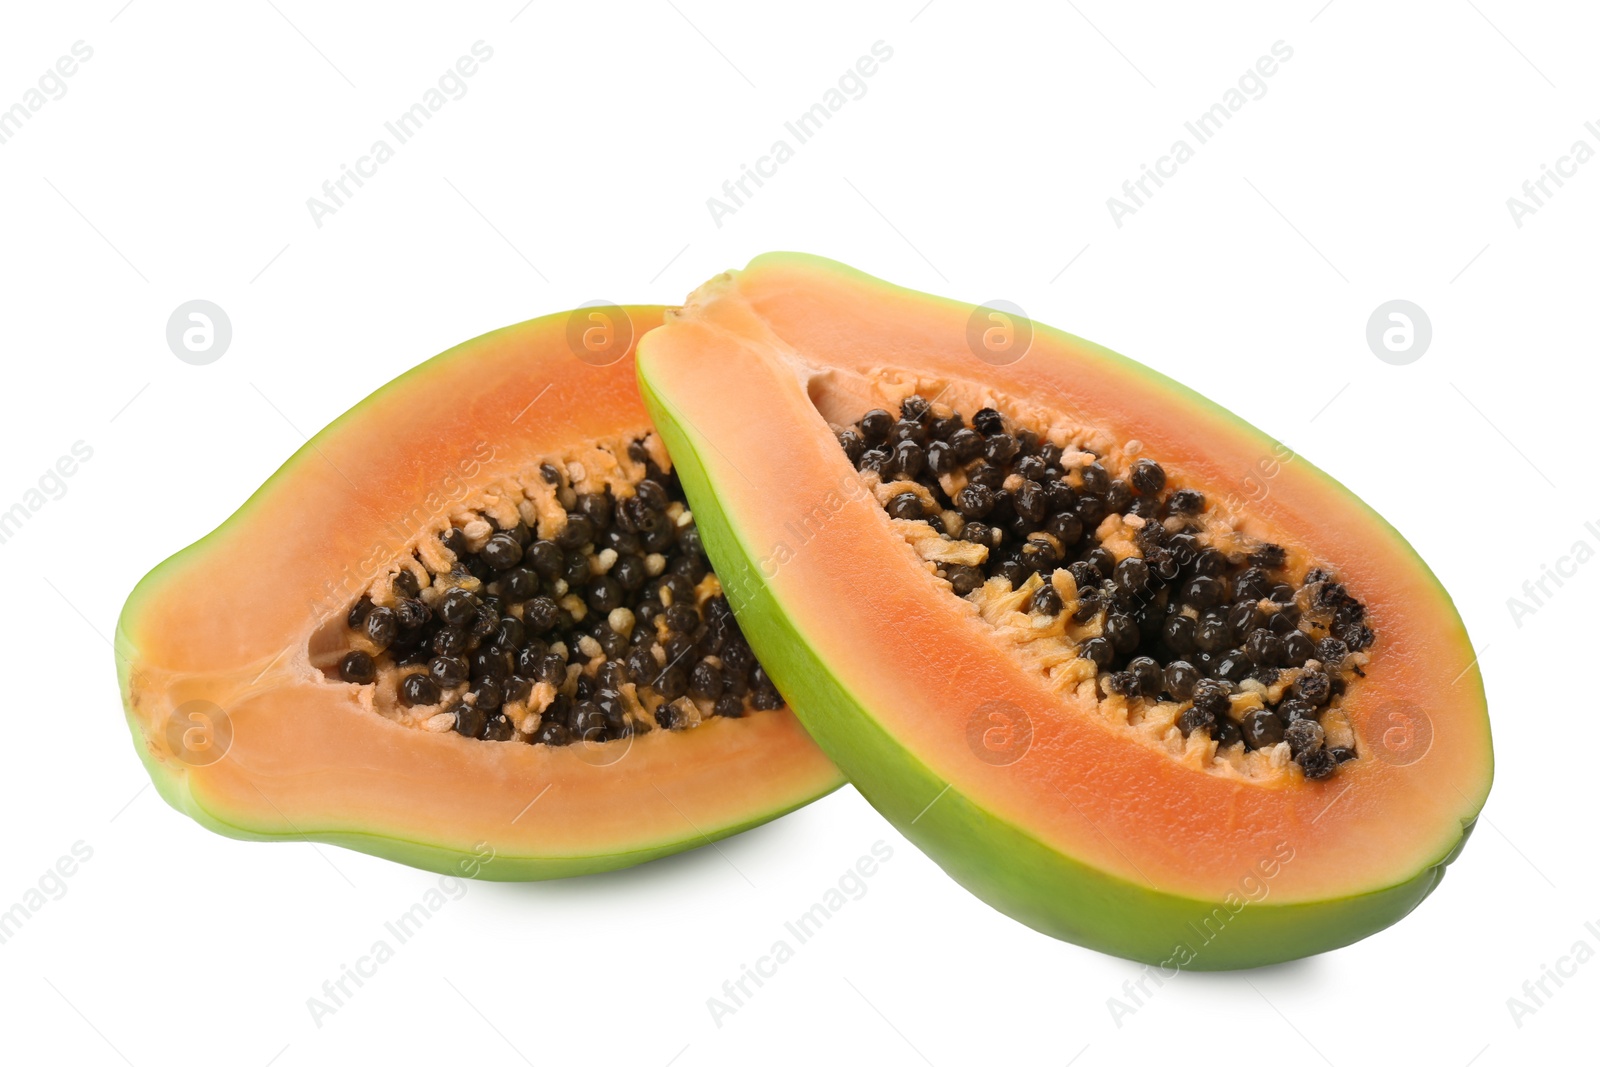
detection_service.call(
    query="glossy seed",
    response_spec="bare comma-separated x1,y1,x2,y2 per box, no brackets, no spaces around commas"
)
690,661,724,700
339,650,376,684
1192,680,1232,717
966,463,1003,491
429,655,468,688
1315,636,1348,666
502,567,539,601
892,440,926,479
947,565,985,596
1244,628,1281,665
364,607,398,648
482,533,523,571
1104,614,1139,654
1071,489,1105,528
837,429,866,464
469,604,499,641
453,702,488,739
1166,488,1205,514
439,589,478,628
888,492,925,521
1227,600,1261,641
1249,543,1287,569
972,407,1005,436
1081,546,1115,580
347,596,374,629
1282,630,1315,667
1045,511,1083,547
1183,576,1226,610
1177,705,1216,736
925,439,954,474
1241,707,1284,749
653,665,688,702
473,678,504,712
983,434,1019,465
890,418,928,446
523,596,561,632
557,514,594,549
750,670,783,709
1014,481,1048,523
1162,614,1198,655
859,409,893,444
1277,698,1316,724
949,427,984,461
1130,459,1166,496
1213,717,1243,748
1080,637,1114,667
1015,455,1047,482
1298,748,1338,780
570,701,607,743
955,483,996,519
1079,462,1110,496
1195,615,1230,653
429,627,468,657
1127,656,1163,697
1163,660,1199,701
586,576,623,614
1211,649,1252,682
1106,671,1140,698
635,479,669,511
1284,718,1325,759
533,719,571,746
1113,556,1150,597
1296,670,1332,707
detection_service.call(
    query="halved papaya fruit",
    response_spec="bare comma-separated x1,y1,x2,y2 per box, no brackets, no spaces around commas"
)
117,305,842,879
637,254,1493,967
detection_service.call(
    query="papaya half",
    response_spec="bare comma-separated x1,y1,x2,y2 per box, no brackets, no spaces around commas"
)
637,253,1493,968
116,305,843,879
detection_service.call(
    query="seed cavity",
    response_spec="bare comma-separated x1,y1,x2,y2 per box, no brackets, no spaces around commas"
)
838,393,1373,782
324,432,783,745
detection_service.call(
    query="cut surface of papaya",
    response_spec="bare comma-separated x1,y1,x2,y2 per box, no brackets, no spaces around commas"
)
637,254,1492,967
117,305,843,879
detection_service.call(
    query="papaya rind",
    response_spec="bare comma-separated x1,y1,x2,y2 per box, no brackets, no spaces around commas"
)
115,693,829,881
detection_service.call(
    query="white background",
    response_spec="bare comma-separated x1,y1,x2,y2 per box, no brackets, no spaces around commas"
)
0,2,1592,1064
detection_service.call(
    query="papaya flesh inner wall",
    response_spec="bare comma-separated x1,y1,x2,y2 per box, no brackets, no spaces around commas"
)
830,388,1369,784
317,430,785,746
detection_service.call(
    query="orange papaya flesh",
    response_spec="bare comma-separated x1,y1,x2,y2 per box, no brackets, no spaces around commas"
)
637,254,1492,967
117,306,842,879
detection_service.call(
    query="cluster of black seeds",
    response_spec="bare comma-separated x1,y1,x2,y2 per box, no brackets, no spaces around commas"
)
337,438,782,745
839,396,1375,780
